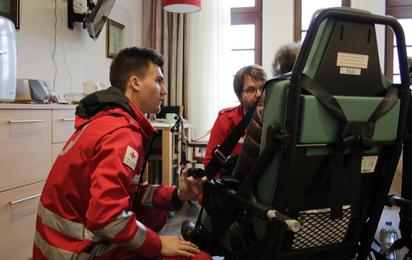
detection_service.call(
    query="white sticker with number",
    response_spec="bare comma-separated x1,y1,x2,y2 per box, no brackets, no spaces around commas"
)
340,67,361,75
336,52,369,76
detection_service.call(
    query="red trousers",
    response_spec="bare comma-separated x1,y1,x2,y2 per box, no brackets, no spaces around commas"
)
133,250,213,260
134,206,170,232
159,251,213,260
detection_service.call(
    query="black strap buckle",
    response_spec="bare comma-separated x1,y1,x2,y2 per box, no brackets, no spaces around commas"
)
211,145,232,167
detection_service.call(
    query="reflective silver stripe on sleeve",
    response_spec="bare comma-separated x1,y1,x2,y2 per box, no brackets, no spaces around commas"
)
37,203,146,257
141,185,159,208
121,220,148,250
37,202,101,243
34,230,82,260
60,123,89,156
35,230,119,260
92,211,133,238
84,241,119,258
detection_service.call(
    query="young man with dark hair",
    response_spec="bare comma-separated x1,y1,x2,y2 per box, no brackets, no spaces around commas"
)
203,64,268,168
33,47,212,260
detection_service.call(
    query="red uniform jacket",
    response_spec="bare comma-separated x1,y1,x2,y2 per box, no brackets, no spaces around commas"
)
203,105,245,172
33,87,182,260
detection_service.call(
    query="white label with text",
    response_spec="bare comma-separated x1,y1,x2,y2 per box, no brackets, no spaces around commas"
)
337,52,369,69
361,156,378,173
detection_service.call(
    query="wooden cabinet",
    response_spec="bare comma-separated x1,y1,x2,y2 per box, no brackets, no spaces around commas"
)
0,109,51,192
52,109,76,143
0,181,44,260
52,109,76,162
0,104,76,260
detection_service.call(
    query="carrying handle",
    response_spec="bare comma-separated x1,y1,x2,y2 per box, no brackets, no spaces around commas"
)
292,8,409,88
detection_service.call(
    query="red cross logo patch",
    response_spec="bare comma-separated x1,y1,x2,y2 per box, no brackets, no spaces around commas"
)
123,146,139,170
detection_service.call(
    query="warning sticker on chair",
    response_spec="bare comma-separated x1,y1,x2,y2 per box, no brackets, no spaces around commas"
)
361,156,378,173
337,52,369,69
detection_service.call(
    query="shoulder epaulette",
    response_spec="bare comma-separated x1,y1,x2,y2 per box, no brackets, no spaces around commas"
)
218,106,237,116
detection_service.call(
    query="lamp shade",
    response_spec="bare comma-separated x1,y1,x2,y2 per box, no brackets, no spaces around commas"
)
163,0,201,13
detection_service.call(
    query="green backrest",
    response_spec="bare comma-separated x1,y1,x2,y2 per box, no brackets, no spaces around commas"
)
299,95,400,144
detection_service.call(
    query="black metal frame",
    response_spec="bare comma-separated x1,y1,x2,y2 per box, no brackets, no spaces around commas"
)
67,0,97,29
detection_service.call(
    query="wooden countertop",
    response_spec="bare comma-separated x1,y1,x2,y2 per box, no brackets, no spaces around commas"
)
0,103,77,110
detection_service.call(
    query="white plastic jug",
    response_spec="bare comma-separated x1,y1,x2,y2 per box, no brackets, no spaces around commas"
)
83,80,107,94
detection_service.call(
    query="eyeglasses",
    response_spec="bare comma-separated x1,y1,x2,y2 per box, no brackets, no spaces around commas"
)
242,86,264,96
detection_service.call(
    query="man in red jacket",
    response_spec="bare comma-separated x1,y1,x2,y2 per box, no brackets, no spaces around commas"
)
189,65,267,210
203,64,267,175
33,47,212,260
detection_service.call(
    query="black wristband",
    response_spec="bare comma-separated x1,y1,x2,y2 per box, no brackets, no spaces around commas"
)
171,188,185,209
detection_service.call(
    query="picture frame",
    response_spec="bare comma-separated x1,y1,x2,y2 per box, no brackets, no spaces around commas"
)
106,19,125,58
0,0,20,29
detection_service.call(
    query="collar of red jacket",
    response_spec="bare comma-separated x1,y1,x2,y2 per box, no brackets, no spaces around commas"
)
74,86,156,135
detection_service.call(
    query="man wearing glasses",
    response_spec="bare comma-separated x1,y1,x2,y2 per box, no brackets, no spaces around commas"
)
181,65,267,238
203,64,267,177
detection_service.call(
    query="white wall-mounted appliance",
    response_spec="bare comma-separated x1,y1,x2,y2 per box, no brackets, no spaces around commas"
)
0,16,17,102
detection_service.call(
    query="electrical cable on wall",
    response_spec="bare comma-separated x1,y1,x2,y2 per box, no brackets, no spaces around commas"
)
60,0,74,94
52,1,58,92
16,2,22,68
52,0,74,94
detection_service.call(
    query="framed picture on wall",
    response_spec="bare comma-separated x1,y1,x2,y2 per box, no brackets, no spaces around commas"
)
106,19,125,58
0,0,20,29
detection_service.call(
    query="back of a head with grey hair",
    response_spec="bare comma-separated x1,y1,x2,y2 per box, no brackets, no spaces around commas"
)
271,42,301,76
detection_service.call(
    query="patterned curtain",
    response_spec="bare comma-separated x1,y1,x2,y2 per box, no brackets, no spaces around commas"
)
142,0,186,111
142,1,231,137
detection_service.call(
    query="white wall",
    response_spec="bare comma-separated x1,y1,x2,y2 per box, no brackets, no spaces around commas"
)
261,0,386,76
15,0,387,105
16,0,142,99
262,0,294,75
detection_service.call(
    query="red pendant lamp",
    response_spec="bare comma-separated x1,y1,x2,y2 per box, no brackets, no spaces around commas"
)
163,0,201,13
